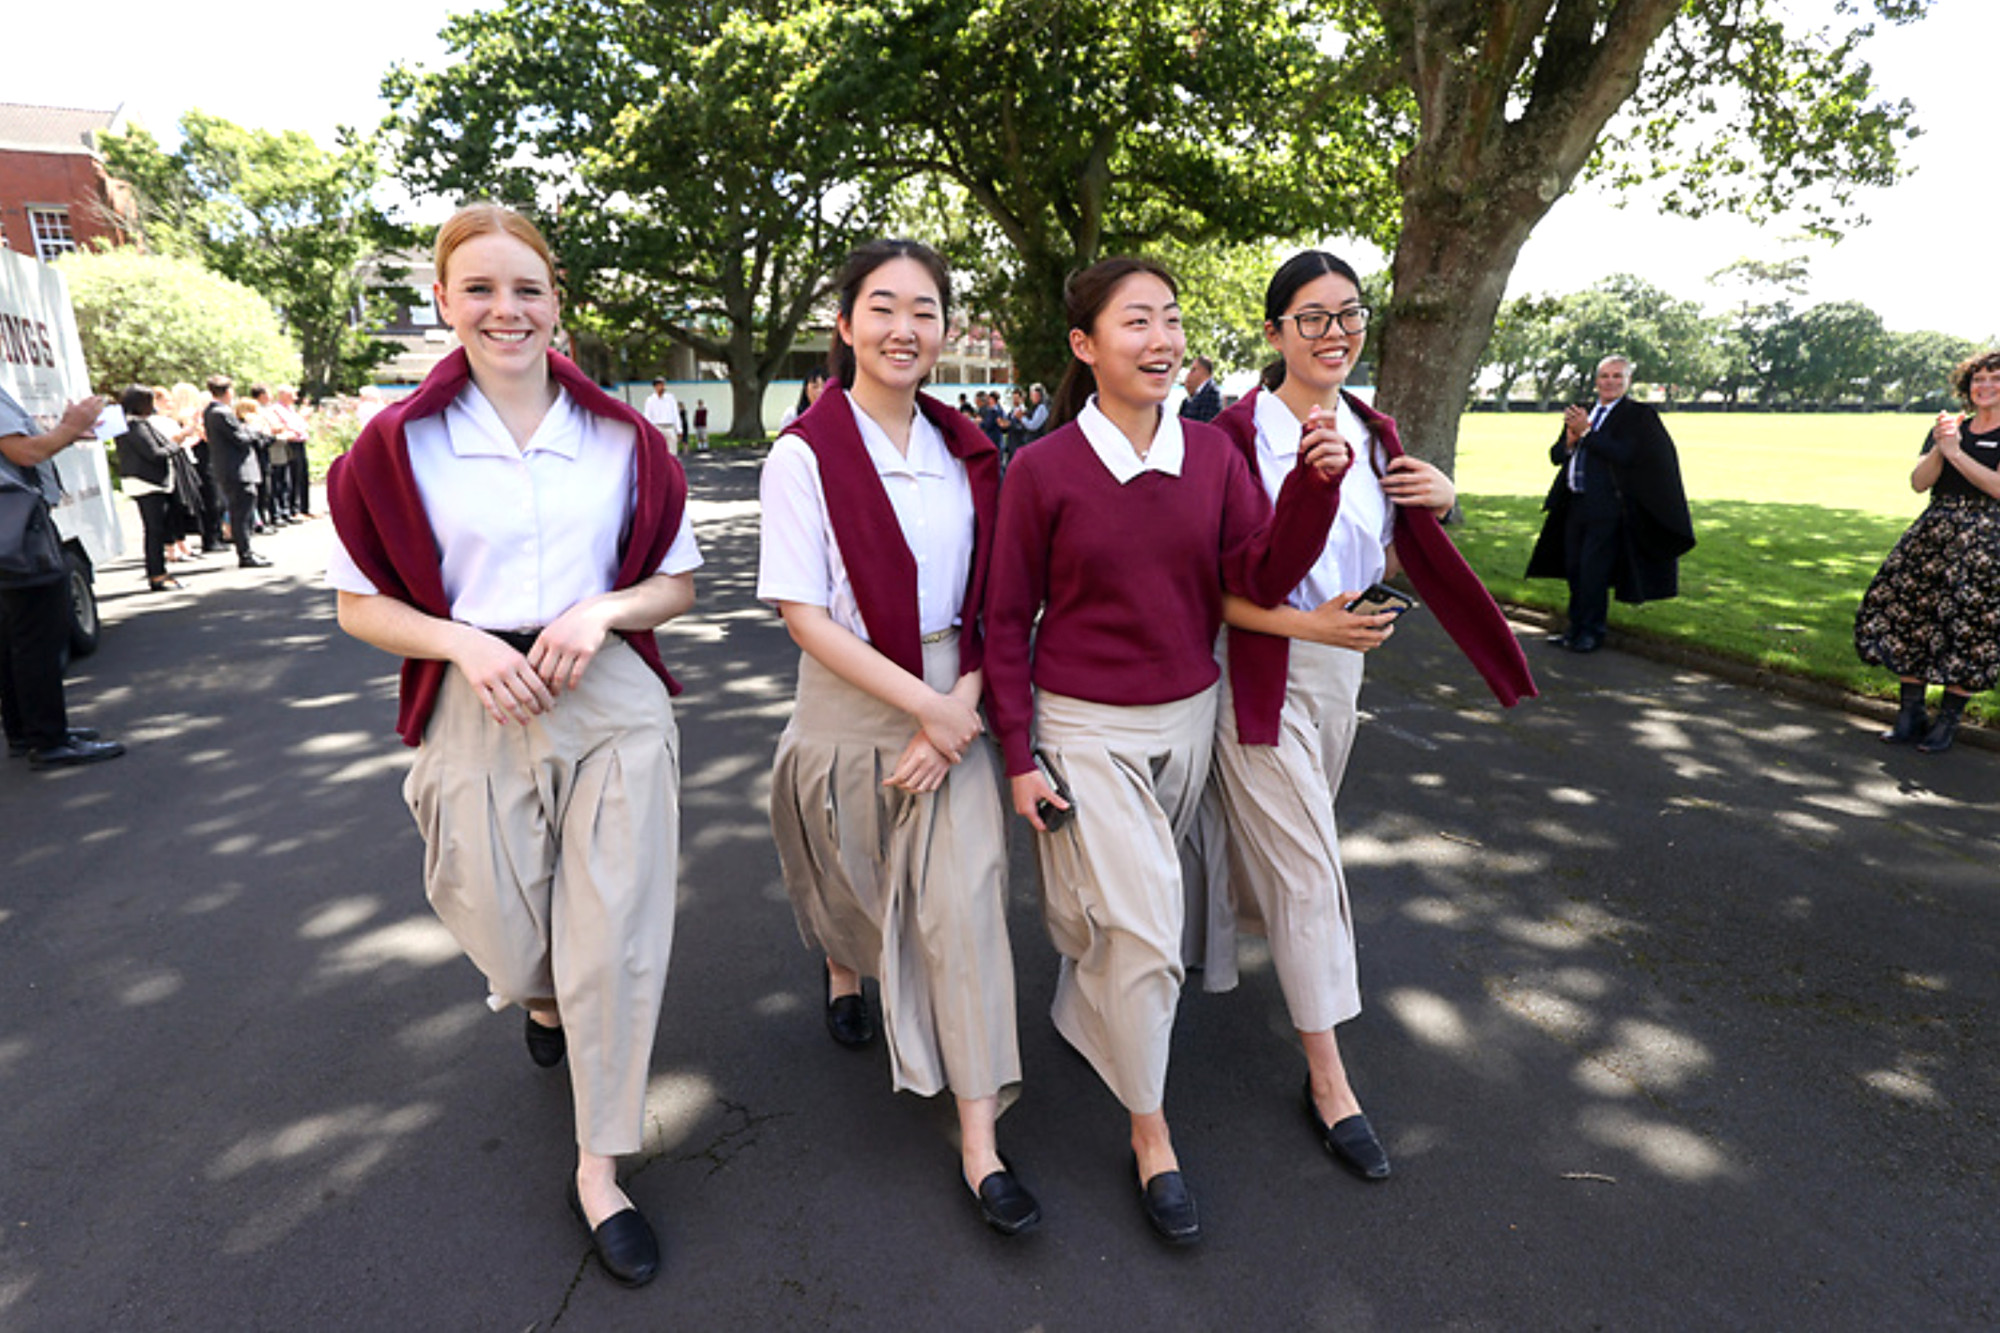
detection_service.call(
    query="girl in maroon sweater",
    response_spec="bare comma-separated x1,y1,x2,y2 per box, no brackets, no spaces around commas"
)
983,257,1345,1245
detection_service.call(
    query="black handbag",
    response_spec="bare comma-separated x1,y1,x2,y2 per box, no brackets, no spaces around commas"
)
0,479,67,588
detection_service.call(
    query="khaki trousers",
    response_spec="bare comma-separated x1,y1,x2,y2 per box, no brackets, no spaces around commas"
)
1032,686,1216,1115
404,638,680,1156
770,635,1020,1100
1204,638,1364,1033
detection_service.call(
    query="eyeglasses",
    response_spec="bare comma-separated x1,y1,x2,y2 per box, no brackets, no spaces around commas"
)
1275,305,1371,338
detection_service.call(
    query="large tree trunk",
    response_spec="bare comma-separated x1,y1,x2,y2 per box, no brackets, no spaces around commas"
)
1374,198,1543,476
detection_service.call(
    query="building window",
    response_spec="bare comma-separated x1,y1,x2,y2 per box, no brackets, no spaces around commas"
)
28,209,76,262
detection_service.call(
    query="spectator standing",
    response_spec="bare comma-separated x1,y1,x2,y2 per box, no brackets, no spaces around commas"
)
693,400,710,451
1525,355,1694,653
1855,350,2000,753
643,377,683,454
267,387,315,519
115,385,186,592
202,377,271,568
1179,356,1222,423
0,385,125,768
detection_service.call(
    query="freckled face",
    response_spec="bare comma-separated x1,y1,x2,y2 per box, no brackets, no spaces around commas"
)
435,232,559,384
1070,273,1185,412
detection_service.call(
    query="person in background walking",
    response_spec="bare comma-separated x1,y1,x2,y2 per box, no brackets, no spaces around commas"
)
1855,349,2000,753
643,377,683,454
1178,355,1222,423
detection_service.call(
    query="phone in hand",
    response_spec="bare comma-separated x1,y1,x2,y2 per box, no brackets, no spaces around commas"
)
1344,582,1418,619
1033,752,1074,832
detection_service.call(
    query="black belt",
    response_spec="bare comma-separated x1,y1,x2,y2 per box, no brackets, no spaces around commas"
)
490,628,543,654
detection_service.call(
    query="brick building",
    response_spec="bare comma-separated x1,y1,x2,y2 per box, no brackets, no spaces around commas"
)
0,103,138,262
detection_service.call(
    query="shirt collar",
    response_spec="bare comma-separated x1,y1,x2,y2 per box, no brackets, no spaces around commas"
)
845,391,951,478
447,384,581,459
1080,397,1184,484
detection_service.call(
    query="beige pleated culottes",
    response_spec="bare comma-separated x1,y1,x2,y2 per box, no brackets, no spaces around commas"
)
1032,686,1216,1116
403,637,680,1157
1204,638,1365,1034
770,634,1020,1102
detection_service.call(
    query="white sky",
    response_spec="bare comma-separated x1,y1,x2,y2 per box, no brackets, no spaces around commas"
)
14,0,1995,341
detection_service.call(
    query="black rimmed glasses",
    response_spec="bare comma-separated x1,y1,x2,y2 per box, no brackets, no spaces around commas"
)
1275,305,1371,338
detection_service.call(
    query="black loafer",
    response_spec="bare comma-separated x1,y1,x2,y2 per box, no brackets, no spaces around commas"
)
239,553,273,568
524,1012,566,1068
1566,633,1603,654
10,727,99,759
972,1162,1041,1236
823,970,876,1049
28,737,125,769
567,1179,660,1287
1304,1079,1391,1180
1138,1165,1201,1246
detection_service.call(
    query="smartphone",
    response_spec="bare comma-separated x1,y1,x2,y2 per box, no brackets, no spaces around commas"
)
1033,752,1075,832
1344,582,1418,619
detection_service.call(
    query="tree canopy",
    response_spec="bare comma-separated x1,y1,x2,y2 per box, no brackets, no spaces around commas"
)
383,0,886,437
101,113,409,396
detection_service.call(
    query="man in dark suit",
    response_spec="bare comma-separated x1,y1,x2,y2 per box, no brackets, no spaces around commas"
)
1526,355,1694,652
1178,355,1221,422
202,376,271,569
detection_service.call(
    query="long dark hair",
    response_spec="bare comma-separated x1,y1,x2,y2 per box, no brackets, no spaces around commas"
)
1051,256,1180,427
1258,250,1364,392
793,364,829,416
826,239,952,388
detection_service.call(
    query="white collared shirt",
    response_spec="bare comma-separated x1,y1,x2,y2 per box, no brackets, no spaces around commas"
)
327,383,702,628
1251,390,1392,610
1078,396,1184,482
757,390,975,639
643,390,681,431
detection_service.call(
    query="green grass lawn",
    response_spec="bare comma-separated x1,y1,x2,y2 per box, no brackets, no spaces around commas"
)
1448,411,1993,723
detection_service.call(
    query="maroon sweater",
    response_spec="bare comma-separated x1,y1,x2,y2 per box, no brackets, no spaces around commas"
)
983,416,1339,776
327,348,688,747
1214,388,1536,744
781,382,999,678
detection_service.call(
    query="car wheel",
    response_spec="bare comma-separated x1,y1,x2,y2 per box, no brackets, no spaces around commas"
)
66,546,100,659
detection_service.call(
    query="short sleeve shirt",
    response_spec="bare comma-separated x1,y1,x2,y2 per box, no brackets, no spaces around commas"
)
0,386,57,500
326,384,702,629
757,391,975,639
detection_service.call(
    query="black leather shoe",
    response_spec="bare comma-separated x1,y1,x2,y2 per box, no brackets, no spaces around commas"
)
1566,632,1603,654
567,1179,660,1287
28,737,125,769
1137,1164,1201,1245
823,969,876,1048
239,553,274,569
971,1162,1041,1236
1304,1080,1391,1180
10,727,99,759
524,1012,566,1067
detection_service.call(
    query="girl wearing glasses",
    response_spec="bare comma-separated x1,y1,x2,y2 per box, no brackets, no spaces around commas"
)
1197,251,1534,1181
759,240,1039,1236
984,257,1344,1244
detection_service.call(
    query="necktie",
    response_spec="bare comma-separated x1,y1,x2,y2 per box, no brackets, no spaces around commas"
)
1570,402,1611,491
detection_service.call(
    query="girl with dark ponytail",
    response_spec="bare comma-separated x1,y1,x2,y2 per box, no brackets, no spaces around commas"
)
983,255,1347,1245
1197,251,1534,1182
758,239,1040,1236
